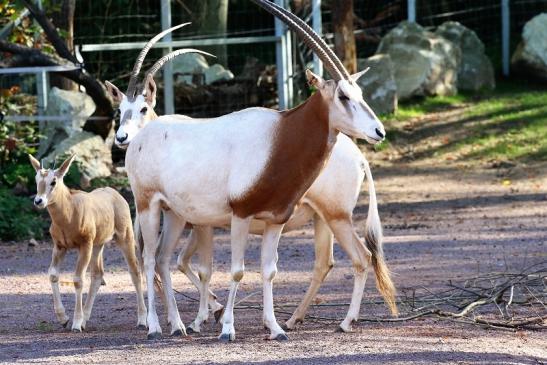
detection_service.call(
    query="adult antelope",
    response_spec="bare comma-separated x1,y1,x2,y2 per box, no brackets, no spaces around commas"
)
107,54,397,334
108,1,386,341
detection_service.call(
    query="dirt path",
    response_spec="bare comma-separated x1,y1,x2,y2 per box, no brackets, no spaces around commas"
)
1,157,545,364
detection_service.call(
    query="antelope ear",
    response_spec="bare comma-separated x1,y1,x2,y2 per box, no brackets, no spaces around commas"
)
105,81,124,103
54,154,76,178
143,74,157,108
350,67,370,83
29,154,41,172
306,69,325,89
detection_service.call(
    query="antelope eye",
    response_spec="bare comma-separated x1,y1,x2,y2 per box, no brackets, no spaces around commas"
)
339,94,349,101
140,107,147,114
50,179,56,187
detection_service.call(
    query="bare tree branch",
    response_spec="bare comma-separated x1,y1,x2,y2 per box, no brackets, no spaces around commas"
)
19,0,78,65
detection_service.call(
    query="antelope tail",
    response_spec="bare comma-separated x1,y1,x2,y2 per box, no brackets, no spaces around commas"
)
362,159,398,316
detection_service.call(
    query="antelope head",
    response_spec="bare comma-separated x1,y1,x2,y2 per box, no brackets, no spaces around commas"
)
253,0,385,144
105,23,213,148
29,154,75,209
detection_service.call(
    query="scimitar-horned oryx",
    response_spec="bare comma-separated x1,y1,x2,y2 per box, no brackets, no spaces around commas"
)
107,1,386,341
107,47,397,335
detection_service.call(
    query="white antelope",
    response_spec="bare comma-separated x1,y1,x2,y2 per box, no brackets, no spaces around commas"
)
107,0,386,341
106,57,397,334
29,154,147,332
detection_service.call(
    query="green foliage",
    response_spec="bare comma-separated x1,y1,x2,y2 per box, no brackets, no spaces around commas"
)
0,187,48,241
0,91,41,191
91,174,129,190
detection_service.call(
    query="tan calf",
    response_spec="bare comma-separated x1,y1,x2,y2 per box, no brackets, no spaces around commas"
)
29,154,147,332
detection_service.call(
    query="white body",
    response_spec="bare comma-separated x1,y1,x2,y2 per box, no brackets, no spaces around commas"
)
176,133,384,334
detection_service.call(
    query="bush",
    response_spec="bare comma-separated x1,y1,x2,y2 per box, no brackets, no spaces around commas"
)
0,187,48,241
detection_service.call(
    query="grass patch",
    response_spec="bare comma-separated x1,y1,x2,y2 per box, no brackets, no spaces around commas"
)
380,79,547,162
454,87,547,161
385,93,468,122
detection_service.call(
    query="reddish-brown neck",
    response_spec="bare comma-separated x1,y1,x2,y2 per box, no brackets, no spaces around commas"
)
231,91,337,223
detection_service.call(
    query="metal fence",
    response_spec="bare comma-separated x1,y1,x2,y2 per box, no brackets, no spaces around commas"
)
2,0,546,123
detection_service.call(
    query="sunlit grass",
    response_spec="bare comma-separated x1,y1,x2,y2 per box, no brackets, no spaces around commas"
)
379,80,547,162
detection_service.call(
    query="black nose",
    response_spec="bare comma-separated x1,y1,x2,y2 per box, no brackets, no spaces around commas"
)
375,128,385,139
34,198,42,206
117,133,128,143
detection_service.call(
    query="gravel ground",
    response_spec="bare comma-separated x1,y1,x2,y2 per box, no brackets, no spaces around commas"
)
0,158,546,364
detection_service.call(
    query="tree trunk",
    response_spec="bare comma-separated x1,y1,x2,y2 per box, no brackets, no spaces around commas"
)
50,0,77,91
199,0,229,66
331,0,356,74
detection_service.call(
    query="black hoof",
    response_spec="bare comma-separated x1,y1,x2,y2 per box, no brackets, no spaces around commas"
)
62,320,69,328
101,278,106,286
281,323,293,332
72,328,82,333
274,333,289,341
137,324,147,330
171,329,185,337
218,333,233,342
186,327,196,334
214,307,225,323
334,326,345,333
147,332,162,340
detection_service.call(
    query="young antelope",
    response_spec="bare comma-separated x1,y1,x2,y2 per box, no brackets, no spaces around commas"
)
29,154,147,332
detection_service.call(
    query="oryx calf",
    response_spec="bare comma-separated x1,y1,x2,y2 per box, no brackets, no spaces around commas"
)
29,154,147,332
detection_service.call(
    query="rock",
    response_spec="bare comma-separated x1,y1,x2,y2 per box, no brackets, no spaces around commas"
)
511,13,547,81
356,54,398,114
44,131,112,185
205,64,234,84
38,87,96,157
376,21,461,100
28,238,38,247
436,21,495,91
171,53,234,85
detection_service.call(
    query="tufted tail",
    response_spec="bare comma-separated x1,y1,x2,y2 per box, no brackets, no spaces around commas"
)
362,159,398,316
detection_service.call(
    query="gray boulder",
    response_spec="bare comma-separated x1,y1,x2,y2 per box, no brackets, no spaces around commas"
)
377,21,461,100
357,54,398,114
44,131,112,187
38,87,95,157
436,21,495,91
511,13,547,81
172,53,234,85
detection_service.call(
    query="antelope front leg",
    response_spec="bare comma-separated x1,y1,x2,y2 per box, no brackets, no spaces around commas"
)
139,207,162,339
156,211,186,336
48,244,68,327
284,215,333,330
261,223,288,341
71,244,93,332
219,216,251,342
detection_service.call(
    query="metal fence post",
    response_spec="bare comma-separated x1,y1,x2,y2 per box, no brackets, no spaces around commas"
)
311,0,323,78
35,0,48,116
161,0,175,114
275,0,289,110
407,0,416,22
501,0,510,76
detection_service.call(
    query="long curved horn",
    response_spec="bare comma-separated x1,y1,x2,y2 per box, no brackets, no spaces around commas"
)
126,22,191,98
144,49,216,81
251,0,350,81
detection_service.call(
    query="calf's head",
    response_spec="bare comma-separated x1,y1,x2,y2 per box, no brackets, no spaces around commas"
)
28,154,75,209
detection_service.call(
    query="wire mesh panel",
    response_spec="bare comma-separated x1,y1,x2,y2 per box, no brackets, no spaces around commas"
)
74,0,280,117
